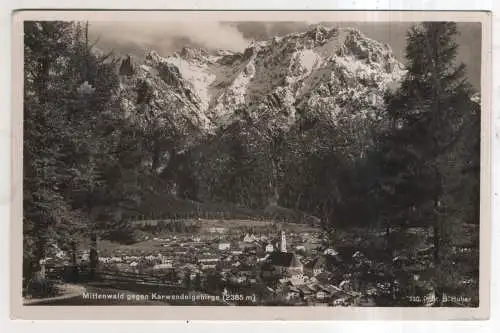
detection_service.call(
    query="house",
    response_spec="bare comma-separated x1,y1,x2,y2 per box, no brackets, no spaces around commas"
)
218,243,231,251
80,251,90,262
238,262,254,275
295,245,306,252
315,290,328,301
209,227,226,234
198,256,220,264
243,233,257,243
153,263,173,270
258,253,270,262
98,257,110,263
324,248,339,256
200,263,217,270
314,271,334,284
290,274,308,286
261,252,303,278
286,286,301,300
230,275,246,284
352,251,370,263
304,256,327,276
339,279,351,290
145,255,157,262
297,285,314,298
158,254,172,264
321,284,342,297
182,263,199,271
305,282,318,293
265,243,275,253
306,253,342,276
239,241,258,251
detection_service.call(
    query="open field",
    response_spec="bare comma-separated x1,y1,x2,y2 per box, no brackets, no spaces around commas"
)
98,218,322,255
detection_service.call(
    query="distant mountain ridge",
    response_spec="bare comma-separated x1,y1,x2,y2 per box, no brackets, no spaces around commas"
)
117,25,407,144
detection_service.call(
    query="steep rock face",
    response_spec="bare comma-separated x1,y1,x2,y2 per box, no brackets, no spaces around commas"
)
119,25,406,144
118,51,213,143
119,55,136,76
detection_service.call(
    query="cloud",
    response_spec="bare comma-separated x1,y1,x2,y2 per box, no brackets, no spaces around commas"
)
225,21,311,41
89,21,251,57
89,20,481,89
89,21,333,58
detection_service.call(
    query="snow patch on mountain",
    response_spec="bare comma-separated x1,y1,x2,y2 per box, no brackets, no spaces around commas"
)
297,49,324,75
118,25,407,142
211,54,257,123
286,49,324,86
161,54,216,112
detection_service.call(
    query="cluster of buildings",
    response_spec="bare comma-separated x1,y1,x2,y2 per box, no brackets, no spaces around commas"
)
92,227,374,305
40,224,385,306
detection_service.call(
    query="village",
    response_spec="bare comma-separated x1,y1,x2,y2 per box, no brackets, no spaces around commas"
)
36,217,480,307
41,219,393,306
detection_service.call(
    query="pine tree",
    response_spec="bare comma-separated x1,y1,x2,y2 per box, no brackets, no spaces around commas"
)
23,21,79,276
382,22,478,302
23,21,153,281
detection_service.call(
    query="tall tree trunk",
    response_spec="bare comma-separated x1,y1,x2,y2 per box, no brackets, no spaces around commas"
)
88,198,98,280
33,224,46,277
432,201,444,306
433,223,440,263
35,56,50,104
71,240,77,266
89,231,98,280
294,193,303,210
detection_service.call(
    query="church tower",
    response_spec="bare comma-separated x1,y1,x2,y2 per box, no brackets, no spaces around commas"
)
280,230,287,252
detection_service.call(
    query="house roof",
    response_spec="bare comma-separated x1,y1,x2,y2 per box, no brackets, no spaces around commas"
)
266,252,302,268
297,285,313,294
307,253,343,268
315,271,333,284
304,256,322,269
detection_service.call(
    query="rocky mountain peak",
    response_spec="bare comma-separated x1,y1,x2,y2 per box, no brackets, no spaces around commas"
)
144,50,163,66
305,24,333,42
119,54,137,76
118,25,407,146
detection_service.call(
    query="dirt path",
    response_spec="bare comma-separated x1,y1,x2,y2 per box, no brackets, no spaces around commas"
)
23,283,86,305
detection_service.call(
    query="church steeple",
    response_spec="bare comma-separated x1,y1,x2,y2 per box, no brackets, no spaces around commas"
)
280,230,287,252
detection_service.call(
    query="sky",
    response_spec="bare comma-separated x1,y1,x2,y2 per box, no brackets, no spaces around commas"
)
89,21,482,89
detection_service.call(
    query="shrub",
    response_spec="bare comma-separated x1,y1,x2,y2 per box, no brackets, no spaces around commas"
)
26,276,59,299
62,265,81,283
102,228,140,245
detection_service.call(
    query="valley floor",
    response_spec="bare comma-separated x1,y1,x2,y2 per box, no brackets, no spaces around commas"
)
37,219,479,307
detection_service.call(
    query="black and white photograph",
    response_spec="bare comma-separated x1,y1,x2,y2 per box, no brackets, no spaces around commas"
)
14,10,489,315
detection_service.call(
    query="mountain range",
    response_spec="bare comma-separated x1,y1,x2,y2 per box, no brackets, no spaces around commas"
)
117,25,407,145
